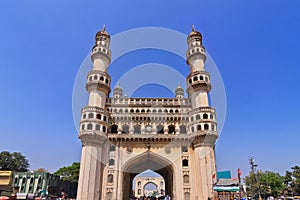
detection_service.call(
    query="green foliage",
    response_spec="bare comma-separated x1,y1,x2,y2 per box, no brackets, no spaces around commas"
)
285,166,300,195
244,171,284,198
54,162,80,182
0,151,29,172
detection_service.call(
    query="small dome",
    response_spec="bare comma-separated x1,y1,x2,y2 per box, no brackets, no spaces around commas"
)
113,82,123,98
96,25,110,39
188,25,202,39
175,82,184,98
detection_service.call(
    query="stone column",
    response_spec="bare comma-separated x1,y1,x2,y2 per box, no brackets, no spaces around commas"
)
77,134,106,200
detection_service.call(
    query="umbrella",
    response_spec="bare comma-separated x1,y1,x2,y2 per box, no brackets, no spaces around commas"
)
0,196,9,200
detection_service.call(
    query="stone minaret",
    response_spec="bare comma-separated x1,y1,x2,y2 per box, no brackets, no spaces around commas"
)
77,26,111,200
186,26,218,199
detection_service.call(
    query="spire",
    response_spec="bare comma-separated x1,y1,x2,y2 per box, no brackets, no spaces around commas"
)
192,25,195,32
102,24,106,31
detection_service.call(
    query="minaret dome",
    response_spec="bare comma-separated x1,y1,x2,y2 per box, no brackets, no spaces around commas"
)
175,82,184,98
113,82,123,98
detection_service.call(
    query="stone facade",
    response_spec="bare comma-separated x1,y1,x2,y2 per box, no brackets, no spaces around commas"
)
77,26,218,200
134,177,165,197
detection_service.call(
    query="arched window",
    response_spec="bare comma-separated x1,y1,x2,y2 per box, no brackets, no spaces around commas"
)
110,125,118,133
83,114,86,119
100,76,104,81
160,181,163,186
96,114,101,120
181,146,188,152
95,124,100,130
106,192,112,200
210,114,213,119
87,124,93,130
183,175,189,183
94,75,98,80
205,77,208,81
190,116,194,121
197,125,201,131
102,126,106,132
134,125,141,134
125,109,128,113
175,109,179,113
107,174,113,183
109,145,116,152
130,109,134,113
191,127,194,132
88,113,94,118
196,114,200,120
203,114,208,119
193,76,198,81
158,109,162,113
103,116,107,121
119,109,123,113
138,181,141,186
182,159,188,167
168,125,175,134
152,109,156,113
189,79,192,84
81,124,85,130
211,124,215,131
136,109,140,113
122,125,129,134
108,159,115,166
184,192,190,200
138,189,141,195
170,109,174,113
164,109,168,113
204,124,209,130
200,76,203,80
157,125,164,134
180,125,187,134
141,109,145,113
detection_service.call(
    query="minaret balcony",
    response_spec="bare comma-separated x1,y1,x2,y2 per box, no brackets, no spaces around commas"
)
186,46,206,61
86,71,111,94
91,46,111,63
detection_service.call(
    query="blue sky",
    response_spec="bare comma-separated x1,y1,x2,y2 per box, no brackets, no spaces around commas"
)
1,0,300,179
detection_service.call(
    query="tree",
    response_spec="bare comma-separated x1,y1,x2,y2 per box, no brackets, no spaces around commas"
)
0,151,29,172
285,166,300,195
244,170,284,198
54,162,80,182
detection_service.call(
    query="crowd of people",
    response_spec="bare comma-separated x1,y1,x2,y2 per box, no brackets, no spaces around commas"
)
129,194,171,200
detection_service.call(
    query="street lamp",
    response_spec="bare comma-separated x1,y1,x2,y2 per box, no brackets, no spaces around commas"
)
249,157,262,200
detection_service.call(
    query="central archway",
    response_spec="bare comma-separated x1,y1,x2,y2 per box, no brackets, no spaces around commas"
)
121,152,175,199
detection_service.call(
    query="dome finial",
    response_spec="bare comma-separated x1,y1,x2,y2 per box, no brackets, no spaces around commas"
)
177,82,181,87
192,25,195,32
102,24,106,31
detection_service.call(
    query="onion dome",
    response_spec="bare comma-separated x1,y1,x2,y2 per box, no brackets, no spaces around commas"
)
188,25,202,41
96,24,110,40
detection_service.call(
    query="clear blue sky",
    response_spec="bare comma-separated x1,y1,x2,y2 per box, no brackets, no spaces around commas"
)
1,0,300,178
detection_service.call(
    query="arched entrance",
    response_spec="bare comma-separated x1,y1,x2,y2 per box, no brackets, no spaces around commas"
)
121,152,174,199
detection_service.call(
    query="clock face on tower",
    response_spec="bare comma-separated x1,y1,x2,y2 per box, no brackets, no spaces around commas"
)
146,125,152,132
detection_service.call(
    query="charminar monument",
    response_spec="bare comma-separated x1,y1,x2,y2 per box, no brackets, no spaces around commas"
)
76,26,218,200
